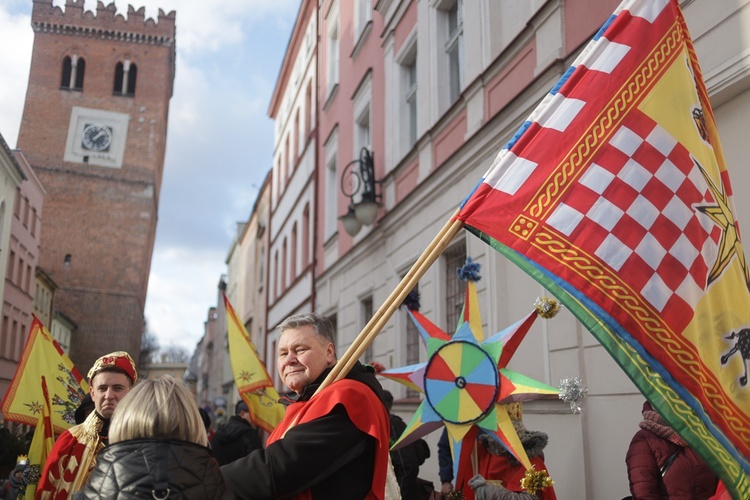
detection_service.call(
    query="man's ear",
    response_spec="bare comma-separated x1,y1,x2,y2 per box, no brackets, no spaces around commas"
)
326,342,336,366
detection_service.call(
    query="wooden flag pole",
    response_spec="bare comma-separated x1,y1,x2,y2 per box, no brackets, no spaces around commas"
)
315,211,464,395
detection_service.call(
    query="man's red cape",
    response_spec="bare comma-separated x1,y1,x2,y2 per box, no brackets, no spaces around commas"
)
269,379,390,500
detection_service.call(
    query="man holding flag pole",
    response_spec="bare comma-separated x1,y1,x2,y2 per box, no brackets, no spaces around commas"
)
306,0,750,498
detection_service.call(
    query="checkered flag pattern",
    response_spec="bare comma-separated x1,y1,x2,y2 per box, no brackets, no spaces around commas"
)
547,114,720,318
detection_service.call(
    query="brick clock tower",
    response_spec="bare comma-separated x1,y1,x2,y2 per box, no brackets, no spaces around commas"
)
16,0,176,373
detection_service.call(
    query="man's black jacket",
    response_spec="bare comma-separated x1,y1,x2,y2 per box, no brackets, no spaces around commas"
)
221,362,387,500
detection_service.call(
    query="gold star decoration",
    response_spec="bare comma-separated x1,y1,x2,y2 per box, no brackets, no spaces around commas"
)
239,370,256,383
695,159,750,291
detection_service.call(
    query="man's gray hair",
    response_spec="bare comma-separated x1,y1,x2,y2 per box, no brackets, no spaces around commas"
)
278,313,335,345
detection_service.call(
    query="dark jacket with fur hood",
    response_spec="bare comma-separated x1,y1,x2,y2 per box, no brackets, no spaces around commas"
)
469,429,557,499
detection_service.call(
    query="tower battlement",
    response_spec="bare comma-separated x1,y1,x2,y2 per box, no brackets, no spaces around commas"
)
32,0,175,46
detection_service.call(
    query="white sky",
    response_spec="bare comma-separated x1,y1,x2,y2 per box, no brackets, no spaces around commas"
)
0,0,300,353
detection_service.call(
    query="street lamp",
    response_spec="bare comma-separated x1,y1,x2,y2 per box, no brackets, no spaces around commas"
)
339,147,381,237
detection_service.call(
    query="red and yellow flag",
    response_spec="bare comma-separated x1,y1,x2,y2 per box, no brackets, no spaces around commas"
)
23,376,55,499
1,316,88,434
223,294,284,433
457,0,750,495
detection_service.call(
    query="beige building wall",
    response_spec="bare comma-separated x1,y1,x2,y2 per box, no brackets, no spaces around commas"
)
225,173,273,406
50,311,75,355
33,268,55,329
141,362,189,381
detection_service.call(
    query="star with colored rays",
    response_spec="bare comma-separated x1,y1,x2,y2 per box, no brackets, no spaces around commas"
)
695,159,750,291
380,278,560,489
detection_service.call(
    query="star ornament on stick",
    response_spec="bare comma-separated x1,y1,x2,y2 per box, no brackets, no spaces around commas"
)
381,269,563,491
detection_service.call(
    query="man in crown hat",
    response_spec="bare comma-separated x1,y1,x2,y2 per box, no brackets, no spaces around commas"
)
468,403,557,500
37,351,137,499
437,403,557,499
3,456,28,499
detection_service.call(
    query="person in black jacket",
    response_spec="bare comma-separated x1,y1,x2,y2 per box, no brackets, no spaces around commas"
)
73,375,229,499
383,390,432,500
221,312,391,499
211,399,263,465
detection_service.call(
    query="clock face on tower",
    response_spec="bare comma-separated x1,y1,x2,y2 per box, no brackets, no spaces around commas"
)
81,123,113,152
65,107,129,168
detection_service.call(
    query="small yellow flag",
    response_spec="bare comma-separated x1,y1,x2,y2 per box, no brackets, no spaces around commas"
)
224,294,284,432
1,316,89,434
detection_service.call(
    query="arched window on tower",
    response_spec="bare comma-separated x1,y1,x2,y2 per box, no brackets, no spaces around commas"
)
61,55,85,91
114,60,137,97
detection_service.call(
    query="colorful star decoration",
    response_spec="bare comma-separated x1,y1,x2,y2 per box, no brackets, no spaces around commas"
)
380,278,562,489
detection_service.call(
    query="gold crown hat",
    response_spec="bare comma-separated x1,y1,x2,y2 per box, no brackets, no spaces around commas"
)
503,402,529,438
87,351,137,384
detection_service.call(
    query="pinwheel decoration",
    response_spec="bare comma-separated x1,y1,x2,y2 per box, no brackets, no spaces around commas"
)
380,260,572,493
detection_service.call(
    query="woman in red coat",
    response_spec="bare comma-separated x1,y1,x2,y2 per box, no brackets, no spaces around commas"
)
625,401,718,499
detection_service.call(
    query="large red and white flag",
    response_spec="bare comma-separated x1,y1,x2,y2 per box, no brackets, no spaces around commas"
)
457,0,750,496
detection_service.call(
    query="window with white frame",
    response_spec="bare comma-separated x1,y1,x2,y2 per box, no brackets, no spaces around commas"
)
305,22,313,54
356,108,371,153
446,0,463,103
354,107,371,207
324,132,339,239
404,281,421,398
435,0,463,107
353,74,372,162
302,204,310,266
406,59,418,147
355,0,372,43
397,36,418,154
258,245,265,291
273,249,280,299
360,296,374,363
443,241,467,332
326,8,340,98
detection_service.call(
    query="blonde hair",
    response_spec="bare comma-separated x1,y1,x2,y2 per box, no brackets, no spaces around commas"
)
109,375,208,447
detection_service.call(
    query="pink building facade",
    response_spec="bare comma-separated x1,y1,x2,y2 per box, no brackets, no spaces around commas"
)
309,0,750,497
212,0,750,496
0,150,42,399
265,2,318,390
0,141,27,400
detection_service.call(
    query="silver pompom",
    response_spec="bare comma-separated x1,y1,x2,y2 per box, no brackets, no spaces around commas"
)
559,377,588,414
534,296,560,319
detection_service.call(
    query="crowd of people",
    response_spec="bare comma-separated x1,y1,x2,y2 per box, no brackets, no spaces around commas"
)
3,312,728,499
